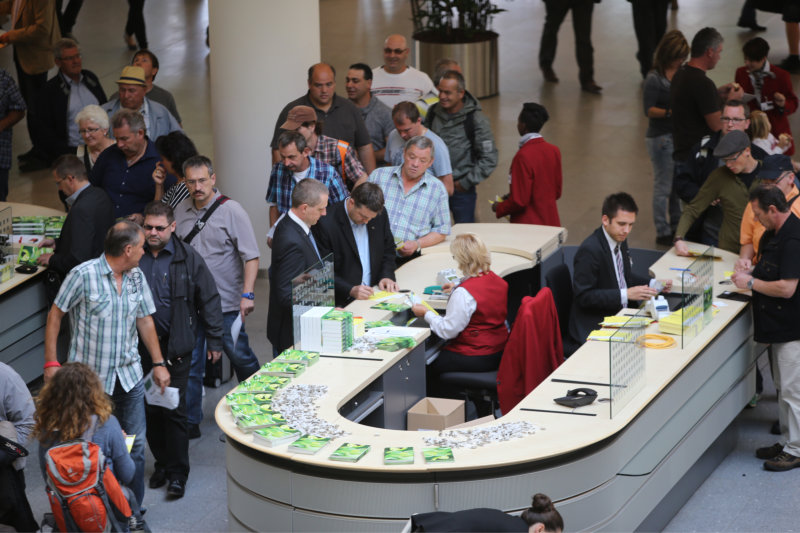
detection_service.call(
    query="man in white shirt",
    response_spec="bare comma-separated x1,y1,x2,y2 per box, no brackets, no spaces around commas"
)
372,34,436,108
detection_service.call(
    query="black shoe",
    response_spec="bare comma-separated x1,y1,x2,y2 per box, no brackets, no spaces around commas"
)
19,158,49,173
188,423,201,439
541,66,559,83
737,19,767,32
764,451,800,471
755,442,783,460
149,469,167,489
771,419,781,435
581,81,602,94
779,56,800,73
167,479,186,498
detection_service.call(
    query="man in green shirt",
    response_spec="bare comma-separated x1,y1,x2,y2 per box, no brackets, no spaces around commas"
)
674,130,761,254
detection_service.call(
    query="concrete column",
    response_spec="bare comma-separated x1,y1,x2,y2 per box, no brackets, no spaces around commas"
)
208,1,321,268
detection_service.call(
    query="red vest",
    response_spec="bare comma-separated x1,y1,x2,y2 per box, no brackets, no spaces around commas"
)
446,272,509,355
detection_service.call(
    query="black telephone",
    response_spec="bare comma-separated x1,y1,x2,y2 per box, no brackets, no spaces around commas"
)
554,388,598,408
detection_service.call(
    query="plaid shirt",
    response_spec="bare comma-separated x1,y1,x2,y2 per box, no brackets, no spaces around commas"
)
54,254,156,394
369,165,451,241
0,69,25,169
266,155,347,214
314,134,365,189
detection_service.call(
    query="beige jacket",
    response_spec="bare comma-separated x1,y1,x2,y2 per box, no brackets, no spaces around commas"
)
0,0,60,75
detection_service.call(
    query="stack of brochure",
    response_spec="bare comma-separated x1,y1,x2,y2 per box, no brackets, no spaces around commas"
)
300,306,333,352
321,309,354,353
288,435,331,455
253,424,302,447
273,349,319,366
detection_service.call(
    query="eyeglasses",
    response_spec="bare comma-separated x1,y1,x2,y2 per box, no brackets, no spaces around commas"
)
79,127,101,135
54,174,72,184
720,116,747,123
143,224,169,232
384,47,407,55
185,178,209,187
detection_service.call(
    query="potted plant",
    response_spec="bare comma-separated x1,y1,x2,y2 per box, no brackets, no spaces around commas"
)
411,0,507,98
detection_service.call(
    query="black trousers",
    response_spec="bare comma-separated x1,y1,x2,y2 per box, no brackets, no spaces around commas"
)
125,0,148,49
142,345,190,483
630,0,669,78
539,0,596,84
13,48,46,147
55,0,84,34
426,349,503,399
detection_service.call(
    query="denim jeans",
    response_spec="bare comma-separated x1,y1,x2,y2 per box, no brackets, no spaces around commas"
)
449,187,477,223
186,311,260,425
111,378,145,506
646,134,681,237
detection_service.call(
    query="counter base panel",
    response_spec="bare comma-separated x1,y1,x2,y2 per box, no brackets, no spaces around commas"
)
0,278,47,382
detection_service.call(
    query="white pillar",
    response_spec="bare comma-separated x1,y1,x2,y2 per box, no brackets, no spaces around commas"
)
208,0,321,268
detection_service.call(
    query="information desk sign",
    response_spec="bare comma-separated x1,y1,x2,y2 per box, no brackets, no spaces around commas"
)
0,206,13,283
608,311,647,418
680,246,714,349
291,253,334,349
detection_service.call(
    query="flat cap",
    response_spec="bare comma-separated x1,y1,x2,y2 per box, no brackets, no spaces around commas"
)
713,130,750,158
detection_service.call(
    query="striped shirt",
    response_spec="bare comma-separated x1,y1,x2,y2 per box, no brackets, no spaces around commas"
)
314,134,365,190
368,165,451,241
54,255,156,394
162,181,190,209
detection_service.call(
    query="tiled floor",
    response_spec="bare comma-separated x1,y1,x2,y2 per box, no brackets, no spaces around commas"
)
11,1,800,531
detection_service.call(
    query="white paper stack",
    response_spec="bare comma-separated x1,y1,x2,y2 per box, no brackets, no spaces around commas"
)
300,306,332,352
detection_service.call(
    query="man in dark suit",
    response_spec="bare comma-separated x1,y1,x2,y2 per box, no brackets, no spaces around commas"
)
268,178,330,354
314,182,398,306
36,154,114,287
568,192,672,347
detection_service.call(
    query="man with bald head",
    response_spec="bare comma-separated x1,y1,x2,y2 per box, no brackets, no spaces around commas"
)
271,62,375,173
372,34,437,108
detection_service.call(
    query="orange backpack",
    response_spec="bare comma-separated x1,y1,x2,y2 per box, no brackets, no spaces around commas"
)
44,439,132,532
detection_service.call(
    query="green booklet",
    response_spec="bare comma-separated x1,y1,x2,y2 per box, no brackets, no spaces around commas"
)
253,424,302,447
17,245,51,266
274,349,320,366
375,337,416,351
235,376,290,393
422,447,455,463
230,404,273,420
384,447,414,465
370,302,410,312
225,392,274,407
288,435,331,455
364,320,394,330
329,443,371,462
259,361,306,377
235,411,287,431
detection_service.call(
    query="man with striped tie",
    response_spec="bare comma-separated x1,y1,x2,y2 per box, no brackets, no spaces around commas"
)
568,192,673,347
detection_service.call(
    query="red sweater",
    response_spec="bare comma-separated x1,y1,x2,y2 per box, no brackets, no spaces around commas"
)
735,64,798,156
495,137,562,226
446,272,509,356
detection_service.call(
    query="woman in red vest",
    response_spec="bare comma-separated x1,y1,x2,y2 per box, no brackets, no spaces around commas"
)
411,233,509,398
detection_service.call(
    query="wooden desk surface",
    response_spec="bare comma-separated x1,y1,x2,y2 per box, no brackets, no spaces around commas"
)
0,202,65,296
425,222,567,261
216,238,748,474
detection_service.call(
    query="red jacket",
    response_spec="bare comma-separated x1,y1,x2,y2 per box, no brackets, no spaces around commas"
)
734,64,797,155
496,288,564,414
495,137,562,226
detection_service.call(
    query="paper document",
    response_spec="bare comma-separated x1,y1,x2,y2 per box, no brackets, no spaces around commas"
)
143,370,179,410
231,313,243,351
125,434,135,453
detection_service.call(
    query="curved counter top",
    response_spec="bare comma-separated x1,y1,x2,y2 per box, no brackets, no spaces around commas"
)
218,234,757,532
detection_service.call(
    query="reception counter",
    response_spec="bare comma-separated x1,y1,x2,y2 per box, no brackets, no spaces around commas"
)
0,201,65,383
217,231,757,532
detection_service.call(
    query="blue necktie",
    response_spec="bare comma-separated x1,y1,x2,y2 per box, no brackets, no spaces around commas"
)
308,231,321,261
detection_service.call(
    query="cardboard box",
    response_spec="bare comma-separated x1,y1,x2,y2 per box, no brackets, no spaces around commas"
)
407,397,465,431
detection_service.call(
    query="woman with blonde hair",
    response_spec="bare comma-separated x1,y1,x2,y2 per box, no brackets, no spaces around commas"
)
750,109,793,155
75,104,115,171
644,29,690,246
412,233,509,399
35,362,145,531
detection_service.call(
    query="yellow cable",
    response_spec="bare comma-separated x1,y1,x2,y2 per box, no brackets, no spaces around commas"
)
638,334,677,349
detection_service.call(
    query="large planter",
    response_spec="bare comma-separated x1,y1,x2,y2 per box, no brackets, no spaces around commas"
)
413,32,499,99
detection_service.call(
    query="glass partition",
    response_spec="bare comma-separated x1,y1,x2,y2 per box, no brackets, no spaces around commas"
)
0,206,13,283
291,253,334,349
679,246,714,349
608,310,647,418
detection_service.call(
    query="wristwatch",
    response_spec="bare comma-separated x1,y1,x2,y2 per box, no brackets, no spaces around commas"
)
242,292,255,300
152,361,166,368
746,278,755,290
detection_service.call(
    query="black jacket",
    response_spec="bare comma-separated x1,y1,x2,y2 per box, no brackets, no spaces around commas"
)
48,185,114,279
145,235,224,360
312,200,396,306
35,69,107,161
268,215,321,354
568,227,651,345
